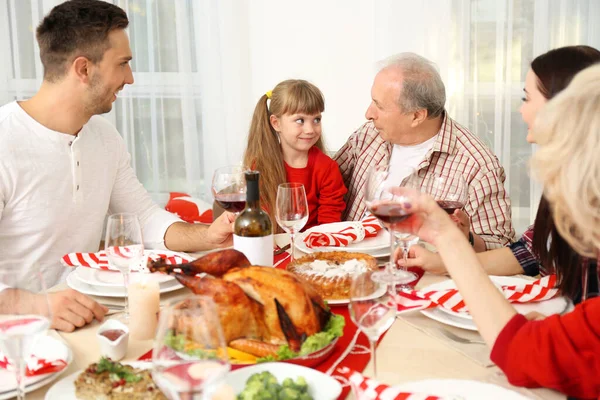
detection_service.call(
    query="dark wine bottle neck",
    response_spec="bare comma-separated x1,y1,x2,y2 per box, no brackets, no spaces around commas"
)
246,178,260,207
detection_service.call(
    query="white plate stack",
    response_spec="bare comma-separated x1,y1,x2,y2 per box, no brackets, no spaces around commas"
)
65,250,186,298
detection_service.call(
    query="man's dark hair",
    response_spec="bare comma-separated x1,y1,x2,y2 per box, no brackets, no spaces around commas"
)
36,0,129,82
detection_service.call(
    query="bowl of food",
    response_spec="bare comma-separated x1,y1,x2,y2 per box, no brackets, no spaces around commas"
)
287,251,378,303
225,363,342,400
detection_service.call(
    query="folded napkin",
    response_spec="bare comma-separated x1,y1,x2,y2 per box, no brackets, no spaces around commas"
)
395,275,558,314
61,249,192,272
303,216,383,248
337,367,451,400
0,335,68,377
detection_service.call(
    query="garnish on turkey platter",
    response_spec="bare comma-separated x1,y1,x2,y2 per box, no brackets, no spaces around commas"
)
149,249,345,363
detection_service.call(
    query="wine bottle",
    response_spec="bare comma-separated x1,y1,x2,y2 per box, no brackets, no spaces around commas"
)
233,171,274,266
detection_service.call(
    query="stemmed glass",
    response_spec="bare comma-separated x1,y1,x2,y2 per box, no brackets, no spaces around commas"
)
420,174,468,215
364,164,417,286
105,213,144,323
152,296,230,399
275,183,309,262
211,165,247,214
0,263,52,400
348,271,396,379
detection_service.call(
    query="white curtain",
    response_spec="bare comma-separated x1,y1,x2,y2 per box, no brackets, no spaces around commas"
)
1,0,598,234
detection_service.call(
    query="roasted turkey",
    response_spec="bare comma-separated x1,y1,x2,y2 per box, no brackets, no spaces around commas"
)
149,249,330,357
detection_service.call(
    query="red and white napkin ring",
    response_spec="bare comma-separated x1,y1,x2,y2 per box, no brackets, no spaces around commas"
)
395,275,558,314
61,250,191,272
336,367,449,400
303,215,383,248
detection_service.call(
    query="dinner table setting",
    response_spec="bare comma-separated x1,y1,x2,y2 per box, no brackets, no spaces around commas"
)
0,168,570,400
0,229,567,400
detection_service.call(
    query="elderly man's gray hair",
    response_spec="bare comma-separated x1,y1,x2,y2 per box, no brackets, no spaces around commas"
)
378,53,446,119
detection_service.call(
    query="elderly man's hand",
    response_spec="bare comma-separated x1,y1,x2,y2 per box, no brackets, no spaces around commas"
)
47,289,108,332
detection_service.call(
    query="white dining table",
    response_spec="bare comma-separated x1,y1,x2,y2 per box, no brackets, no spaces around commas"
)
23,234,565,400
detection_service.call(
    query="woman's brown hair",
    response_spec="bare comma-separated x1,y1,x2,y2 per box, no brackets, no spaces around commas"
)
243,80,326,229
530,45,600,300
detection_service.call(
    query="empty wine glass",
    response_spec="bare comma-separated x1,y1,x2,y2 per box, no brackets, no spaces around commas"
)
420,174,468,214
152,296,230,399
105,213,144,323
211,165,247,214
348,271,396,379
275,183,309,262
0,262,52,400
364,164,417,286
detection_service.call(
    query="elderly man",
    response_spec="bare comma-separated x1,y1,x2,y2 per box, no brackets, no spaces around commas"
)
0,0,233,331
334,53,515,250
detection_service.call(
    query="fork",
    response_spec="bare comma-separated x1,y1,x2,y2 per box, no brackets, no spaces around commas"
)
274,243,291,256
438,328,486,345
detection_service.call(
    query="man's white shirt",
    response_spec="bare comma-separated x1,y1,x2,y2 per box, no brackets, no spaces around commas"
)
387,134,438,185
0,102,181,292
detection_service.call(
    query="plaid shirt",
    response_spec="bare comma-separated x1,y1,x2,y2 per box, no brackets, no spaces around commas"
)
509,225,545,276
333,114,515,249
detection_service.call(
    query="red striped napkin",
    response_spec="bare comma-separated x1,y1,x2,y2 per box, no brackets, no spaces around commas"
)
61,250,192,272
304,216,383,248
337,367,450,400
0,333,67,378
395,275,558,314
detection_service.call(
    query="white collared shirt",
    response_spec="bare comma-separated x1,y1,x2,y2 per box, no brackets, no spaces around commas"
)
0,102,181,292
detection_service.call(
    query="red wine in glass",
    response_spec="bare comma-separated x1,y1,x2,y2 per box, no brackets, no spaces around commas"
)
370,203,412,224
436,200,464,214
214,193,246,213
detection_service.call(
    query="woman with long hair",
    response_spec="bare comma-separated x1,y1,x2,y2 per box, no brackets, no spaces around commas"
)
393,63,600,398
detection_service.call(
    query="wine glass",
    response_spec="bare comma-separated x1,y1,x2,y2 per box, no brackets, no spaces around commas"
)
105,213,144,323
420,174,468,214
0,262,52,400
275,183,309,261
152,296,230,399
348,271,396,379
211,165,247,214
364,164,417,286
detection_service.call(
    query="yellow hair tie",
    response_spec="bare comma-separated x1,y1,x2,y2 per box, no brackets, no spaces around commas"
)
265,90,273,99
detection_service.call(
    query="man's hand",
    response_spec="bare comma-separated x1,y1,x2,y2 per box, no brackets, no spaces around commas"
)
204,211,235,248
395,244,448,275
47,289,108,332
450,209,470,239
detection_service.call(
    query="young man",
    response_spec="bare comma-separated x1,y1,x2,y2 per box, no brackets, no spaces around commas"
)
0,0,233,332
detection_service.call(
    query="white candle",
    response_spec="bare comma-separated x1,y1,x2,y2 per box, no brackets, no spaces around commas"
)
128,280,160,340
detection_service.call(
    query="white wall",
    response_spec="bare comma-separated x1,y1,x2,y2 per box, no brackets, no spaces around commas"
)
221,0,454,157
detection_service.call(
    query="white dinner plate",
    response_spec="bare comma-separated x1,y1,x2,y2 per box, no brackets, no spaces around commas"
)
420,276,569,331
66,271,184,298
392,379,529,400
225,362,342,400
295,222,391,255
73,266,175,287
44,361,151,400
0,335,73,400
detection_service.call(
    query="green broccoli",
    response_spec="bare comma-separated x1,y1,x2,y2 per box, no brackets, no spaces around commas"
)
278,387,301,400
294,376,308,392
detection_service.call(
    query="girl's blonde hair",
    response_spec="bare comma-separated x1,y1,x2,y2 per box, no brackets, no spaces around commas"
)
531,64,600,258
243,79,326,228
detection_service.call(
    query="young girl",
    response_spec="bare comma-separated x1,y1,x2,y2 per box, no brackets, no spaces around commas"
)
243,79,347,231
